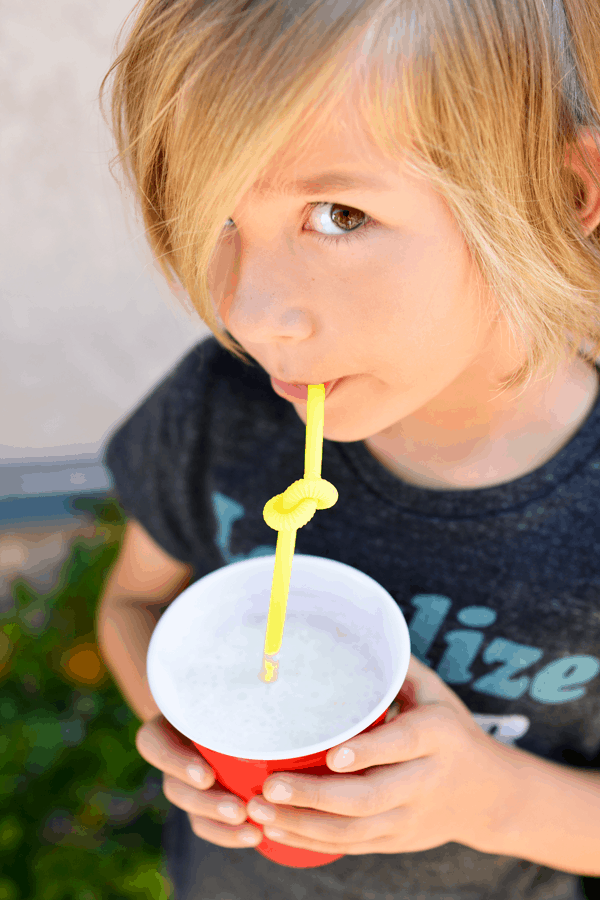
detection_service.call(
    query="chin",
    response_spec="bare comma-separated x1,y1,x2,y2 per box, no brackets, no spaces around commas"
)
323,427,372,442
293,403,383,443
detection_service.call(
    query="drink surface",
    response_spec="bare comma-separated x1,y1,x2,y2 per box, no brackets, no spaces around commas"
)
158,598,387,756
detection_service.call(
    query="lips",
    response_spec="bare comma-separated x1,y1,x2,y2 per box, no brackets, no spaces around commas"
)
270,377,339,401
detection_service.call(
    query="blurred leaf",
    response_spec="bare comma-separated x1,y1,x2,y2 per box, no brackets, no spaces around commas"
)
0,815,24,853
0,878,19,900
113,862,173,899
1,509,172,899
71,496,127,527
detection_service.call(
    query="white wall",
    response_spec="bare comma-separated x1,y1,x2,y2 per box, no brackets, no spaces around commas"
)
1,0,210,473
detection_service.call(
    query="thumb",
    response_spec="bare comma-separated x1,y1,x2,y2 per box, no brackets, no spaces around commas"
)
400,654,482,732
401,653,457,706
379,655,439,718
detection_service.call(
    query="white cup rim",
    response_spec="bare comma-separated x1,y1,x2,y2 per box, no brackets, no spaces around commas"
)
147,554,411,759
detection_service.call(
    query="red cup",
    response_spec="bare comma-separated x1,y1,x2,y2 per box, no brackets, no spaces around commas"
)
147,556,412,868
192,705,390,868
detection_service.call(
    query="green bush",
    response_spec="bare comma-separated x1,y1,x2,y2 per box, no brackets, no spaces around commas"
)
0,498,174,900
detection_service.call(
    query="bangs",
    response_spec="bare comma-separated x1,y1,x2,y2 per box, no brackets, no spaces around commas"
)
101,0,600,382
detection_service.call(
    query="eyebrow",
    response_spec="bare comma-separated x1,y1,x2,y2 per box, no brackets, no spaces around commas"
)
252,170,390,198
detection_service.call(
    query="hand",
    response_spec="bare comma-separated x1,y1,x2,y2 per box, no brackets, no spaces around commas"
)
135,716,262,848
245,655,521,856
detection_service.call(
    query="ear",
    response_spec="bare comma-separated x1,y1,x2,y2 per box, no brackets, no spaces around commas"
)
564,127,600,236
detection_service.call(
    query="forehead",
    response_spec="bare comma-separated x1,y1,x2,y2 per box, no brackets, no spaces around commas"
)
251,90,397,197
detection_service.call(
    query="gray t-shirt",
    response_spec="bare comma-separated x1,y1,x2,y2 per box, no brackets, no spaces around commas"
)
105,336,600,900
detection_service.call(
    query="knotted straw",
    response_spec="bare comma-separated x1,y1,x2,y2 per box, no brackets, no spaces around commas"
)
259,384,338,682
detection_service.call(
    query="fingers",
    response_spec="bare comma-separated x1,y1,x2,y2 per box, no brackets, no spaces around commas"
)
187,811,262,848
405,654,461,705
136,716,215,789
162,773,246,825
162,771,263,847
162,772,262,848
136,717,262,848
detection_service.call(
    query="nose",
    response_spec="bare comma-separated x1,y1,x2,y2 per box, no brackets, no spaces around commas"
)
228,300,313,344
210,234,314,344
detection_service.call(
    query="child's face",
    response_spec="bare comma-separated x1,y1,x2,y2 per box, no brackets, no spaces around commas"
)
211,100,523,442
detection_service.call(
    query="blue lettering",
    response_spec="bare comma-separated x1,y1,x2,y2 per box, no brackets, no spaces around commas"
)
437,630,485,684
243,544,278,560
408,595,452,666
457,607,497,628
472,639,543,699
211,491,275,563
212,491,244,563
529,655,600,704
437,609,497,684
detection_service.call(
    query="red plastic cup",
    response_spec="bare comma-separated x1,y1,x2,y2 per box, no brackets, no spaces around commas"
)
191,704,403,867
147,555,411,868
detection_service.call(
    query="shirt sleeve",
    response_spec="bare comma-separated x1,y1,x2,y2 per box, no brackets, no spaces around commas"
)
104,337,222,575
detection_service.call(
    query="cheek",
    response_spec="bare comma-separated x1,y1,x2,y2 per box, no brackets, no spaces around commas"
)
374,241,482,366
207,234,241,321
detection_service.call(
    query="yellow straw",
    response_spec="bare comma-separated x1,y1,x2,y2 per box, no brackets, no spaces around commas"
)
304,382,326,479
259,384,338,683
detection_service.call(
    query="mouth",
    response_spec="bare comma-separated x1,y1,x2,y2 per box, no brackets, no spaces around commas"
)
270,377,342,402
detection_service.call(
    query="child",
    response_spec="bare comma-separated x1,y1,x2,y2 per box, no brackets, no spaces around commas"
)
96,0,600,897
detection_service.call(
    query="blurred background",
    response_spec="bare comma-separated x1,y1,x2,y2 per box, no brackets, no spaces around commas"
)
2,3,599,900
1,0,209,542
1,1,209,897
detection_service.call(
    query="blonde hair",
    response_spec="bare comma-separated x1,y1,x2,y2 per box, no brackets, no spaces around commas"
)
99,0,600,388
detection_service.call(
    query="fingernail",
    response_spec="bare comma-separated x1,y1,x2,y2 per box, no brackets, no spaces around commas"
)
187,764,209,784
332,747,355,769
248,802,275,822
241,828,261,845
218,802,241,820
265,782,292,803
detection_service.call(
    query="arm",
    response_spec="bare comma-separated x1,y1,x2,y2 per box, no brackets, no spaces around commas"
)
96,518,193,724
97,519,268,850
240,654,600,870
480,739,600,877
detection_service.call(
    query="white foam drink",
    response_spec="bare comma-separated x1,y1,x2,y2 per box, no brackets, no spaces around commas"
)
147,555,411,760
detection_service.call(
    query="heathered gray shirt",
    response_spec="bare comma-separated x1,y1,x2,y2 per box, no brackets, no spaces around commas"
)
105,335,600,900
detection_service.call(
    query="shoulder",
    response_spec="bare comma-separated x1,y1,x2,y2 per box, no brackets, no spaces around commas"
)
161,336,286,440
144,335,270,411
150,335,239,404
105,335,287,461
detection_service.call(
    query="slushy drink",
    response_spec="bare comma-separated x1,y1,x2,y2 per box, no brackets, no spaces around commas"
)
147,554,411,867
159,602,387,757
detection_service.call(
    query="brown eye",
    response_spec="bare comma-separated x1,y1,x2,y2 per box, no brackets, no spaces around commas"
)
329,204,367,231
307,202,369,237
306,202,377,247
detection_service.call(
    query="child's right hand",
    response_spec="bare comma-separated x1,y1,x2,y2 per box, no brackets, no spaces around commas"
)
135,716,263,848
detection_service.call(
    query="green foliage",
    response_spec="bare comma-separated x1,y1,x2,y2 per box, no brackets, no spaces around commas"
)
71,496,127,527
0,498,174,899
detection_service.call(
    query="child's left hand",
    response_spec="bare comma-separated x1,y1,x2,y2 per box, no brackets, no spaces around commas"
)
246,655,521,856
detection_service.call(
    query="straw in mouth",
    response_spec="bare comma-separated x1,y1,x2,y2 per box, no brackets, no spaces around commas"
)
260,383,337,682
271,378,338,400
